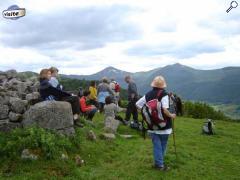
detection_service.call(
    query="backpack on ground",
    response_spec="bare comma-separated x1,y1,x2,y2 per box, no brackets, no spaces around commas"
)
202,119,215,135
141,90,168,134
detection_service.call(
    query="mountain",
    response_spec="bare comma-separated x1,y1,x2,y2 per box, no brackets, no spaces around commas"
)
63,66,132,88
63,63,240,104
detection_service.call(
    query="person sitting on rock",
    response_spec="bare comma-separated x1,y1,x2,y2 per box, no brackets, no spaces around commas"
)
39,69,80,121
79,90,97,121
104,96,128,133
49,67,63,90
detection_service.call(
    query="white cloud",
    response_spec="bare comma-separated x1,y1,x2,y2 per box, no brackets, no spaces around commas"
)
0,0,239,74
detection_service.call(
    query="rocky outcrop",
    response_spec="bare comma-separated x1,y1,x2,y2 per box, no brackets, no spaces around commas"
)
0,70,39,132
23,101,75,136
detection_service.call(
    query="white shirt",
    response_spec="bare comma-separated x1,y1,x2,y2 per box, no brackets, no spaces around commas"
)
136,95,172,135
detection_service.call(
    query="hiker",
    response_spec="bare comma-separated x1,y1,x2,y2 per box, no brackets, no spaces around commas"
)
89,80,98,108
49,67,63,90
97,77,114,113
124,75,139,126
78,87,84,98
136,76,176,171
109,79,121,105
39,69,80,121
104,96,128,133
79,90,97,121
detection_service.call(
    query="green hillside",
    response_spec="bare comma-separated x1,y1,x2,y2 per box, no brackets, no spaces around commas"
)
1,114,239,179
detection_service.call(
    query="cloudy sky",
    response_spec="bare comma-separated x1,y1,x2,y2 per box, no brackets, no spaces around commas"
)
0,0,239,75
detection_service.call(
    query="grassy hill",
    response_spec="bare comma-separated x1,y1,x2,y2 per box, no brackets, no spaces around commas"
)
0,114,240,179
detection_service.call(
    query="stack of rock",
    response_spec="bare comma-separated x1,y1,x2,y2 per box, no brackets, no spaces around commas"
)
0,69,76,136
0,70,40,132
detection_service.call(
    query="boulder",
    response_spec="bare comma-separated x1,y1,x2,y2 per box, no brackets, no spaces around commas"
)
9,97,28,113
26,92,40,104
21,149,38,160
104,117,120,134
9,112,23,122
87,130,97,141
0,104,9,119
0,72,7,82
23,101,75,135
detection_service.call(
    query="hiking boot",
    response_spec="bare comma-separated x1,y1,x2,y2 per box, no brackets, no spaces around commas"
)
152,165,170,171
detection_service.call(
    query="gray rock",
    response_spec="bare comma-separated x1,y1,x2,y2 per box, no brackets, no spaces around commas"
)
6,91,18,97
21,149,38,160
100,133,116,140
87,130,97,141
26,92,40,102
104,117,120,134
0,104,9,119
0,73,7,82
17,82,27,95
23,101,75,135
119,134,134,139
75,155,85,166
0,121,22,132
0,96,10,105
9,112,22,122
9,97,28,113
6,69,17,79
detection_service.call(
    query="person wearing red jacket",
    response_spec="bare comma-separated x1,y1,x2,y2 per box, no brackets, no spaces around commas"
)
80,90,97,121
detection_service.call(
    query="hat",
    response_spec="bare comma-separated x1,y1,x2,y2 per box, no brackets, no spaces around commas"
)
151,76,167,88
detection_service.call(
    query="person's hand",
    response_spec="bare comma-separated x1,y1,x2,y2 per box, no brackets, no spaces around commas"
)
171,114,176,119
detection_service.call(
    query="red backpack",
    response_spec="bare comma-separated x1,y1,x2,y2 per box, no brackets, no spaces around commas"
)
114,83,121,92
141,90,168,131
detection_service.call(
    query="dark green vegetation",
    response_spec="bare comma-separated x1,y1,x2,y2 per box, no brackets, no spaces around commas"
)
0,113,240,179
183,101,230,121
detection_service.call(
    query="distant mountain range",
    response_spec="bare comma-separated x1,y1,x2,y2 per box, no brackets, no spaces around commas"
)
63,63,240,104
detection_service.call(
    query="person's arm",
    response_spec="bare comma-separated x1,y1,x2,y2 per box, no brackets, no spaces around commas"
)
136,96,146,109
161,95,176,119
47,85,71,99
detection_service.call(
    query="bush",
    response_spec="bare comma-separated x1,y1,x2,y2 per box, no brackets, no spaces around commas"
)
183,101,229,120
0,127,79,159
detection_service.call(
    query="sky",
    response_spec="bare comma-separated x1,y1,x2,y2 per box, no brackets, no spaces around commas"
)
0,0,240,75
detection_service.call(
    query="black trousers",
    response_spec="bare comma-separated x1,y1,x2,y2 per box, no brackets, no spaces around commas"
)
125,100,138,121
61,96,80,115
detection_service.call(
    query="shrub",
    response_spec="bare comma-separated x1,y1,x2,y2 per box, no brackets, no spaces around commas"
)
0,127,79,159
183,101,229,120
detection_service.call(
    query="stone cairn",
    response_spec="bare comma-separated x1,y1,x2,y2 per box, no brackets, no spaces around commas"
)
0,70,40,132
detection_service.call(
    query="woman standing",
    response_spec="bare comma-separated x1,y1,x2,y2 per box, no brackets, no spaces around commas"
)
136,76,176,171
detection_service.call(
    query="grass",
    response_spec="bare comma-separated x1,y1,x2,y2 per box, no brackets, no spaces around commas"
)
0,113,240,180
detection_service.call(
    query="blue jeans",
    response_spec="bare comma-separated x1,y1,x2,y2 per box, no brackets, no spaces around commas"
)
151,133,169,167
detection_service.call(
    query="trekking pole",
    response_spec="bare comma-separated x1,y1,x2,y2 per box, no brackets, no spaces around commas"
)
172,118,177,159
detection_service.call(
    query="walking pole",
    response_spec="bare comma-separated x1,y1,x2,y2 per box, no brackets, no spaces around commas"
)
172,118,177,159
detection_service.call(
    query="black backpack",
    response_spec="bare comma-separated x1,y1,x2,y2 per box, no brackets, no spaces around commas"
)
202,119,214,135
